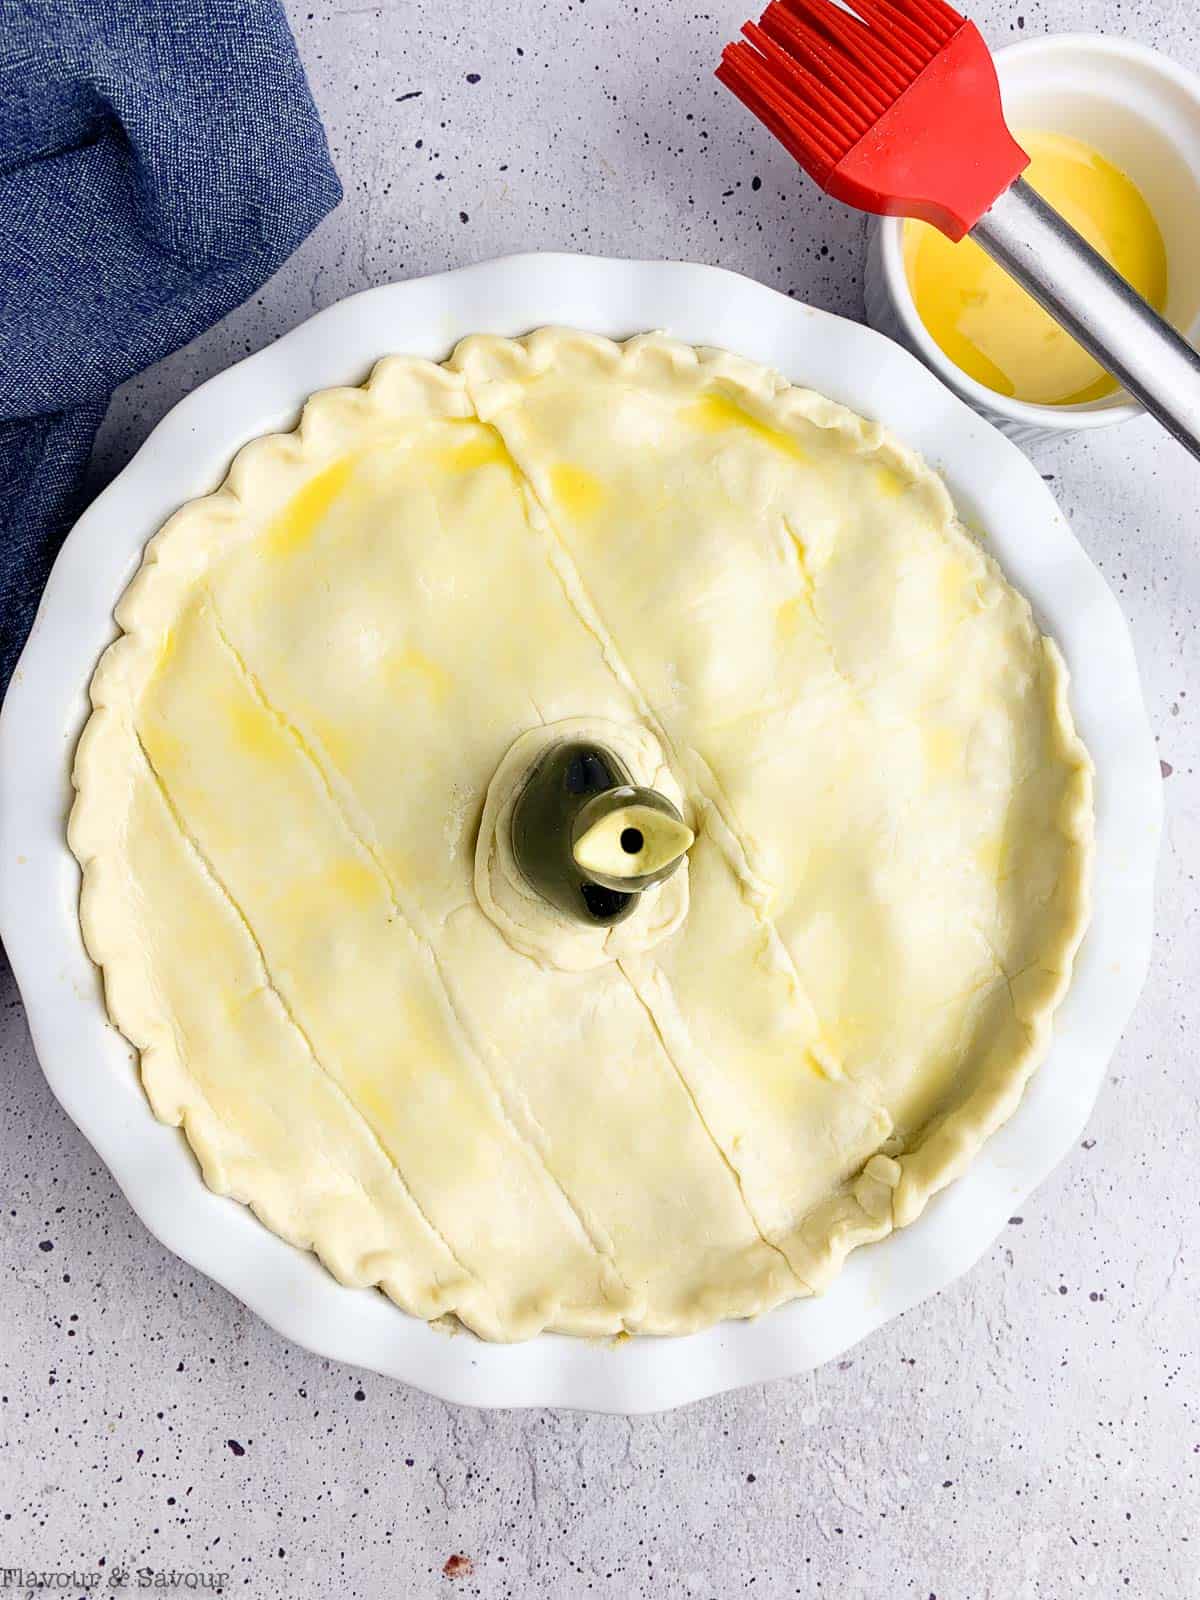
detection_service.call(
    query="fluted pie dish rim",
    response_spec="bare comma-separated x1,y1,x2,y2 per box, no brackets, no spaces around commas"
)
0,255,1160,1411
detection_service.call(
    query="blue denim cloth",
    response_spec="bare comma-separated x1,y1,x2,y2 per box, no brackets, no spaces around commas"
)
0,0,341,688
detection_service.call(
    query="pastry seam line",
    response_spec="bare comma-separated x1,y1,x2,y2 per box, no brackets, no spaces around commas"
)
205,597,635,1305
617,956,814,1296
781,515,864,708
476,415,845,1081
131,724,485,1307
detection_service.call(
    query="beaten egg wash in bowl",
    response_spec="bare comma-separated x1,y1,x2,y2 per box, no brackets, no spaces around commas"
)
904,130,1168,406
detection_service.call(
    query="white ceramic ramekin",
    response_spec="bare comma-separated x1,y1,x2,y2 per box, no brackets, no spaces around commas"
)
865,34,1200,447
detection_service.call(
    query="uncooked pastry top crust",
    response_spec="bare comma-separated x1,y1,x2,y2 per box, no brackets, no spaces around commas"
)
68,329,1093,1341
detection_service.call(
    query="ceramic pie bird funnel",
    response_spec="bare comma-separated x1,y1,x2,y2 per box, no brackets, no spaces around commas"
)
511,740,694,926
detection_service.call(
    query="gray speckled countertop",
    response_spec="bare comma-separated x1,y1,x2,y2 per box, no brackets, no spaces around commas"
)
2,1,1197,1595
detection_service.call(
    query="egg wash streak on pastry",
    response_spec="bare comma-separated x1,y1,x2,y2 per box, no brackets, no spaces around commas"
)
69,330,1093,1341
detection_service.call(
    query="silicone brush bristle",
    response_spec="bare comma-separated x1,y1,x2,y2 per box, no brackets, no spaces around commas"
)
718,0,965,181
717,0,1027,238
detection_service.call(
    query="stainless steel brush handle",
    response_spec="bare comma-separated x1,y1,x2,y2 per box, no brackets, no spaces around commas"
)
972,177,1200,463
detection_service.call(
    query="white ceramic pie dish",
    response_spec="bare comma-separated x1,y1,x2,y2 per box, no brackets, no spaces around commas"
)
0,254,1161,1413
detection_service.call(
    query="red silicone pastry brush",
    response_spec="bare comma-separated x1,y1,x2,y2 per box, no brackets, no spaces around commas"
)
718,0,1200,461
